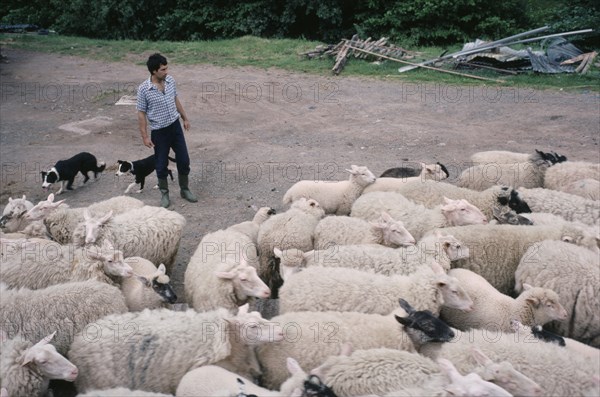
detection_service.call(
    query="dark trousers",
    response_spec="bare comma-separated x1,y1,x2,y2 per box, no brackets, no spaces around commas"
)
151,119,190,179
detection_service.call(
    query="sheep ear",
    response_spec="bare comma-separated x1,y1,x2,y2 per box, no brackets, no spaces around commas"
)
157,264,166,274
562,235,575,243
471,348,493,366
36,331,56,346
47,193,55,203
83,208,92,221
98,210,113,225
136,274,152,287
286,357,304,375
380,211,393,222
522,283,533,291
525,296,540,307
273,247,283,258
1,387,8,397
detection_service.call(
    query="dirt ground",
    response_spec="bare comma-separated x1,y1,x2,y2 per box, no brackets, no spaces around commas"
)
1,48,599,302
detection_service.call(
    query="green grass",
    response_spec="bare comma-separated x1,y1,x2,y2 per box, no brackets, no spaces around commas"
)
1,33,598,91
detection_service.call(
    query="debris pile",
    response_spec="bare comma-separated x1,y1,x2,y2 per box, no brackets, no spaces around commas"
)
301,34,418,75
304,27,596,80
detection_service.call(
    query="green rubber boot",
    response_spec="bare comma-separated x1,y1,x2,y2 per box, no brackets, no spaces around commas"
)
179,174,198,203
157,177,171,208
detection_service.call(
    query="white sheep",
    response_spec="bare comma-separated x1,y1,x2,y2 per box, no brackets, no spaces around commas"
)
520,212,599,239
278,262,473,315
71,205,186,273
543,160,600,191
351,192,488,241
514,239,600,347
0,195,34,233
302,346,520,397
121,257,178,312
417,326,598,397
279,230,469,276
0,237,133,289
68,305,284,395
0,280,128,355
517,187,600,227
434,223,599,295
76,389,173,397
226,206,276,245
380,180,532,220
440,268,567,332
256,299,456,390
457,150,554,191
24,194,145,243
313,211,415,250
0,332,79,397
175,364,305,397
257,197,325,298
469,149,566,166
184,228,270,314
282,165,376,215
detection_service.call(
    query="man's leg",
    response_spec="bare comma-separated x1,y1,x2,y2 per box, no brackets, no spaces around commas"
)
171,121,197,203
152,128,172,208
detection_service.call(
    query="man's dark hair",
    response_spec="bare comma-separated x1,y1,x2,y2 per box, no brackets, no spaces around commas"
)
147,53,168,74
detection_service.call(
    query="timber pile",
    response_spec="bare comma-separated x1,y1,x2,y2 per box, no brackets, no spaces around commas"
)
301,34,418,75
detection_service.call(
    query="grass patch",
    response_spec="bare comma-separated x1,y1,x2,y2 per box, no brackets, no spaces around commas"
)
1,33,598,91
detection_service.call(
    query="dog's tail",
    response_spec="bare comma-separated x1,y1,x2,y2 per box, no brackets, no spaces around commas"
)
168,156,176,163
96,161,106,173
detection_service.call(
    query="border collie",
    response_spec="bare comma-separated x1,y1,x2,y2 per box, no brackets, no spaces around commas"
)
41,152,106,195
115,154,174,194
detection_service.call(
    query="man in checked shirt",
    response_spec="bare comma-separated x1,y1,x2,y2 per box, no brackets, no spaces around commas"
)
137,53,198,208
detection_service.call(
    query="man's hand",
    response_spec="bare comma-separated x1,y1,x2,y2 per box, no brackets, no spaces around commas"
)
183,119,191,131
143,135,154,148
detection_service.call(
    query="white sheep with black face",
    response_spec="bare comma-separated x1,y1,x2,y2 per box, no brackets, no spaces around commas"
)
282,164,376,215
457,150,555,191
256,299,456,390
379,179,532,220
257,197,325,298
0,331,79,397
121,257,177,312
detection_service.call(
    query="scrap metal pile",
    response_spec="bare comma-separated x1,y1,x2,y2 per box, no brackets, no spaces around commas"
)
303,26,596,79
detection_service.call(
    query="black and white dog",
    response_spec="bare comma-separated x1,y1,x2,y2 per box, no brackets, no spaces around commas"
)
115,154,174,194
41,152,106,195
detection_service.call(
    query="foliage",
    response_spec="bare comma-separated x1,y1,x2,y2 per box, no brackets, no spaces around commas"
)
1,0,597,49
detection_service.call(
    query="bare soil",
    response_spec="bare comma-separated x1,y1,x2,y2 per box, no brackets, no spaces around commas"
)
1,48,599,300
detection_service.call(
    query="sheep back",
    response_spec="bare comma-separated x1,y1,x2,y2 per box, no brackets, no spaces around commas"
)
0,280,128,355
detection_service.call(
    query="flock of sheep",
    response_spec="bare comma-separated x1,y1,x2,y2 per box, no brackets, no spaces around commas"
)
0,149,599,396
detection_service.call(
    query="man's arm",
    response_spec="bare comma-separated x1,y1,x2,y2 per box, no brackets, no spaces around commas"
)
175,96,190,131
137,110,153,148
